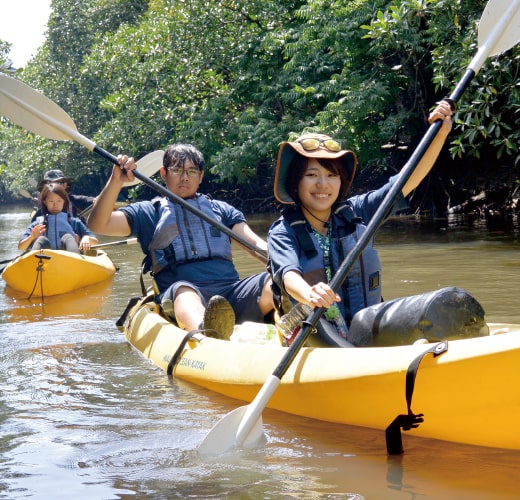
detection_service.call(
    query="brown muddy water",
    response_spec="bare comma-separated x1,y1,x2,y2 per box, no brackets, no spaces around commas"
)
1,205,519,499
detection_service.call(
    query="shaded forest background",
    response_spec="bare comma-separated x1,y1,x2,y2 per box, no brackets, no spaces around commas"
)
0,0,518,219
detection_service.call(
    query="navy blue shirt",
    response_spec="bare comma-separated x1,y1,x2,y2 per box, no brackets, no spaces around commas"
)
267,176,408,296
120,195,247,292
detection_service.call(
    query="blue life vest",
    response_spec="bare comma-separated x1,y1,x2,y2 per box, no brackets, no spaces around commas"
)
273,203,382,323
37,213,76,250
148,196,233,274
333,222,382,322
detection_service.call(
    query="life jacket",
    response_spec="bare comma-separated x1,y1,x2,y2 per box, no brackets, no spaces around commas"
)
332,216,382,322
148,196,233,275
37,213,76,250
270,203,382,346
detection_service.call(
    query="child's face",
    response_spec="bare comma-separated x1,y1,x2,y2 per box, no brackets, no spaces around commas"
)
43,192,65,214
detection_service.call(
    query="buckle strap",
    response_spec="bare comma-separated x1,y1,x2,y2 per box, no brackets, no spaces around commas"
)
385,341,448,455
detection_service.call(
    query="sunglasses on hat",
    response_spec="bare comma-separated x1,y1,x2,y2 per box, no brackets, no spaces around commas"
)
298,137,341,152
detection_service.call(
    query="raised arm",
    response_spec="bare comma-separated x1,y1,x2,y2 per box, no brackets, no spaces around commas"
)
87,156,135,236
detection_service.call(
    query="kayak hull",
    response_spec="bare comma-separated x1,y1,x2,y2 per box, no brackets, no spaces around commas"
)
2,249,116,296
122,298,520,450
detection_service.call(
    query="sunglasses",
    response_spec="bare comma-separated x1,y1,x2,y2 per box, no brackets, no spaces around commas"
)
298,138,341,152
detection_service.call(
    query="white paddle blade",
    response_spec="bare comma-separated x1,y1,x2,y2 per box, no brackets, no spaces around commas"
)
123,149,164,186
0,73,78,142
19,189,32,199
198,405,265,455
478,0,520,57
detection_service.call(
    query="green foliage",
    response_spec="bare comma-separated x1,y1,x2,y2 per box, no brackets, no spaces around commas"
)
1,0,518,208
0,40,13,71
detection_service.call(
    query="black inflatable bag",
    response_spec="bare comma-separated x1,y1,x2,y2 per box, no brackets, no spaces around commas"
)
347,287,489,347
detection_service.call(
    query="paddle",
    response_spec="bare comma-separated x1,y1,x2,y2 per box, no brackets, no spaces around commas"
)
19,189,33,199
121,149,164,187
0,75,268,262
198,0,520,455
91,237,138,249
0,255,21,266
0,250,30,273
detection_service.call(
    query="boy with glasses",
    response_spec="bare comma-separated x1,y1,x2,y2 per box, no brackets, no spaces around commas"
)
88,143,274,339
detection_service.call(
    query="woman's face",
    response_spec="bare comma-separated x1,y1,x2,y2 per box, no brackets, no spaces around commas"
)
297,158,341,215
43,192,65,214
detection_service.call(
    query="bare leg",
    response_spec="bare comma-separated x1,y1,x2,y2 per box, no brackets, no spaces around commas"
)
258,276,275,316
173,286,205,331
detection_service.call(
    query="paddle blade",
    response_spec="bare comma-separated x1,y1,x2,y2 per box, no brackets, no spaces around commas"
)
0,73,78,141
198,405,265,455
19,189,33,199
123,149,164,186
478,0,520,57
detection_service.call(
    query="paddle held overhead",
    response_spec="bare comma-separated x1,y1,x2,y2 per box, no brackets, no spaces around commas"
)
197,0,520,455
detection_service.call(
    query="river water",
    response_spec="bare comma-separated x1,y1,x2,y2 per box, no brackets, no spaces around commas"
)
1,204,519,499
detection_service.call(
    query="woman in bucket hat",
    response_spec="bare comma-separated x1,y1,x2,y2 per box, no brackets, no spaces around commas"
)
267,101,453,347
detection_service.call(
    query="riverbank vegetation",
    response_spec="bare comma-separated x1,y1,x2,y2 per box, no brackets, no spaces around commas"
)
1,0,518,219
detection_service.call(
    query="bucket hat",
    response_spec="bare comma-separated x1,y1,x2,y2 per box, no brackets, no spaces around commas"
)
274,133,357,204
37,170,75,191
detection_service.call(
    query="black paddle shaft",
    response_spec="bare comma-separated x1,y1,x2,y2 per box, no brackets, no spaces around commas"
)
273,84,470,380
92,146,268,260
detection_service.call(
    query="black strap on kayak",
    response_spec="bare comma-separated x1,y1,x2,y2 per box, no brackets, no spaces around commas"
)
27,253,52,301
167,330,200,376
115,296,141,328
385,341,448,455
116,293,155,329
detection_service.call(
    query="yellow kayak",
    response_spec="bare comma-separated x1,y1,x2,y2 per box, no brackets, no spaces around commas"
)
121,295,520,451
2,248,117,296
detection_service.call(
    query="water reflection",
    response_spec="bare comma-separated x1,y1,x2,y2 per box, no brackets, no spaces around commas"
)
2,280,115,322
1,205,519,498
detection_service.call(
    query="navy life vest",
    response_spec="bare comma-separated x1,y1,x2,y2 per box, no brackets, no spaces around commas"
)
148,196,232,275
37,213,76,250
270,203,382,346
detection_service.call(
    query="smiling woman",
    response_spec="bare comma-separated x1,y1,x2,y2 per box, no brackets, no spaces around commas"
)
0,0,51,67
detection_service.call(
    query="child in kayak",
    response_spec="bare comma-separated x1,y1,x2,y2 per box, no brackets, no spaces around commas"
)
18,184,98,253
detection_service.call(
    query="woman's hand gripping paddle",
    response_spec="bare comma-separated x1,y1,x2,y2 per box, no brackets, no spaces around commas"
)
0,76,267,262
197,0,520,455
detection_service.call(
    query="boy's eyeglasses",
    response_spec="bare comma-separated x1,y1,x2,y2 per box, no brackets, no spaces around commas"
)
298,138,341,152
168,167,201,178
